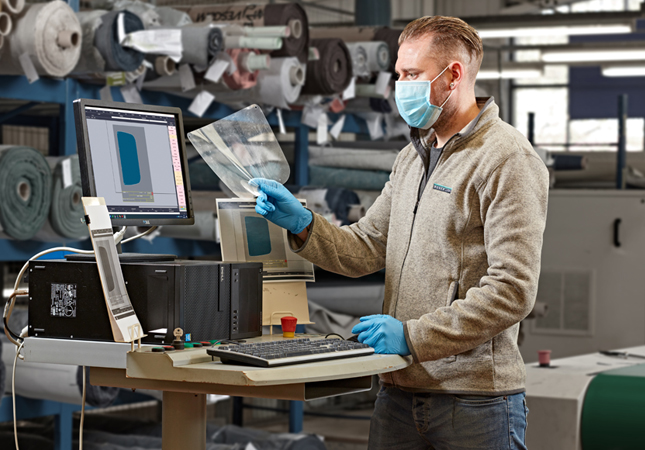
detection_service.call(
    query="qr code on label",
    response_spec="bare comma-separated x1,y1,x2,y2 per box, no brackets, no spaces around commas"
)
51,283,77,318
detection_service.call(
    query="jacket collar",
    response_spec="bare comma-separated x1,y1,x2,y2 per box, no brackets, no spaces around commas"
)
410,97,497,159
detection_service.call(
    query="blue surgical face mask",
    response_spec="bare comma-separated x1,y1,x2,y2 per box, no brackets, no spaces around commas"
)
395,66,453,130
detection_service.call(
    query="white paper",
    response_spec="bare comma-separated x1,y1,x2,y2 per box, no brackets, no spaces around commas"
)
375,71,392,96
120,84,143,104
188,91,215,117
19,53,39,84
329,114,346,140
136,67,147,91
366,113,384,140
204,57,230,84
178,64,196,92
62,158,73,188
121,29,183,62
276,108,286,135
342,77,356,101
316,113,329,145
301,105,324,129
99,85,113,102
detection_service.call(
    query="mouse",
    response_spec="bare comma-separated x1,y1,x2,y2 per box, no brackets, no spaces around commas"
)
347,334,360,342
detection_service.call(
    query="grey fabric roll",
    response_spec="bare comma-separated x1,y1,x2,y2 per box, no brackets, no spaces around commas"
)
363,41,390,72
73,10,109,74
179,26,223,67
0,145,51,240
345,42,369,77
0,1,82,77
155,6,192,27
94,10,145,72
49,155,88,239
308,145,398,172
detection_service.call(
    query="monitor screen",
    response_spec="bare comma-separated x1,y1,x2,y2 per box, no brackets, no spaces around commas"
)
74,99,194,227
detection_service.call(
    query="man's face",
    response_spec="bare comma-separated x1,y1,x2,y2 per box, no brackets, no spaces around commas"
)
395,35,456,132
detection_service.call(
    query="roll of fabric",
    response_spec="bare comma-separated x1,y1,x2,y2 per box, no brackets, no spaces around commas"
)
186,3,309,62
222,48,260,90
345,42,369,77
308,145,398,172
155,6,192,28
179,25,223,67
301,38,352,96
309,165,390,191
73,10,108,74
253,56,305,108
1,0,25,16
48,155,87,240
362,41,390,72
0,145,51,240
0,1,82,77
0,11,12,36
94,10,145,72
373,27,401,72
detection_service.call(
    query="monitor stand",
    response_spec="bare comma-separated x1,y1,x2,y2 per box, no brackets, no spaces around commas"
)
65,239,177,263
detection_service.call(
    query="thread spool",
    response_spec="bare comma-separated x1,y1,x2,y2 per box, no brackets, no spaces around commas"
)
1,0,25,15
0,12,12,36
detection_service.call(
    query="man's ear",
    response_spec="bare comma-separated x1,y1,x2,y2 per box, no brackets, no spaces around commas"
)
448,61,466,89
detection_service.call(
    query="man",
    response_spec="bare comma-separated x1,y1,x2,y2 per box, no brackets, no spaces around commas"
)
251,15,549,450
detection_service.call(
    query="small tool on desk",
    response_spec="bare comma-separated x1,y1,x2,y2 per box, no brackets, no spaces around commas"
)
172,328,185,350
600,350,645,359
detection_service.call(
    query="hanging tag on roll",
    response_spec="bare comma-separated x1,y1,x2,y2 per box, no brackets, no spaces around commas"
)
120,84,143,104
330,114,346,140
316,113,329,145
18,53,39,83
188,91,215,118
302,105,324,129
276,108,286,135
342,77,356,100
121,28,183,62
81,197,145,343
375,71,392,96
178,63,196,92
99,85,113,101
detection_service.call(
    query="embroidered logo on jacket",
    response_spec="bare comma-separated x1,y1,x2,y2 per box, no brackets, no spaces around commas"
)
433,183,452,194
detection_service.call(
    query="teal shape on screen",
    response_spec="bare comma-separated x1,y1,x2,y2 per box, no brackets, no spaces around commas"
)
117,131,141,185
245,216,272,256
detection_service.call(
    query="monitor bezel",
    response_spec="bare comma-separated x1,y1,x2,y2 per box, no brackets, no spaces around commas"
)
73,98,194,227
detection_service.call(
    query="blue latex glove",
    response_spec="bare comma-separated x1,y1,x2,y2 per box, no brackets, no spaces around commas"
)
249,178,313,235
351,314,411,356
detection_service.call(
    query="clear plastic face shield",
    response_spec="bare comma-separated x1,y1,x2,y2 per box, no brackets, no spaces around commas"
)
187,105,290,198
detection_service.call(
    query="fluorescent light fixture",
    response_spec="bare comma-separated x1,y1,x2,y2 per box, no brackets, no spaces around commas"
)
602,65,645,77
541,48,645,63
477,65,543,80
478,24,632,39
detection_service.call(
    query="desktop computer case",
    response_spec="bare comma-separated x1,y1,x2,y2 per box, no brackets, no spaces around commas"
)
28,260,263,344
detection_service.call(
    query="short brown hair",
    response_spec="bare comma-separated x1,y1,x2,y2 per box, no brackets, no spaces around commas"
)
399,16,483,81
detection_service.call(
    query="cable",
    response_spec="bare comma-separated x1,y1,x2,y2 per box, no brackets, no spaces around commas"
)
12,341,24,450
325,333,345,340
120,226,158,245
80,366,86,450
113,226,127,245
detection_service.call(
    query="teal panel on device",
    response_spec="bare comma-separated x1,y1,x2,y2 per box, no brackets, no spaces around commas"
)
117,132,141,185
245,216,272,256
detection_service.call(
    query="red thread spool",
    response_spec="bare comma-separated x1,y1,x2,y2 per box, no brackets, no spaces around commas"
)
280,316,298,338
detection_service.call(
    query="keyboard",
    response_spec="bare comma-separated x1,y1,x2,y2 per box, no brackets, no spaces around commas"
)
207,337,374,367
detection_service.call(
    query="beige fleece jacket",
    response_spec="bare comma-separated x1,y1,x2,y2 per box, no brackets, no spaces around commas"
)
289,98,549,395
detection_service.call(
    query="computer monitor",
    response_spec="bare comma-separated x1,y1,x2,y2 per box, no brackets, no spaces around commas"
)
73,99,194,227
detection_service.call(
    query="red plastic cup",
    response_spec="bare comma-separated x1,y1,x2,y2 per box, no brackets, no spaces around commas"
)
281,316,298,338
538,350,552,367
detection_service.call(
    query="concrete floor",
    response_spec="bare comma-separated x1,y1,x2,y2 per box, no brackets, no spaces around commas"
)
251,407,373,450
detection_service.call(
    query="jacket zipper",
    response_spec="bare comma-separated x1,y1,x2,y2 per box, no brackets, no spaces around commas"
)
392,134,461,320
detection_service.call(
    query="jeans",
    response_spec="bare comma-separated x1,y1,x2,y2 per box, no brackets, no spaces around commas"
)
368,386,529,450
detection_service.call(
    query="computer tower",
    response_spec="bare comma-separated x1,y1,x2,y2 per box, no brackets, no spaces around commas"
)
28,260,262,344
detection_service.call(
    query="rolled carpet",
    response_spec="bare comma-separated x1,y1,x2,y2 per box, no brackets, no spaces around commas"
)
94,10,145,72
301,38,352,96
0,1,82,77
0,145,51,240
